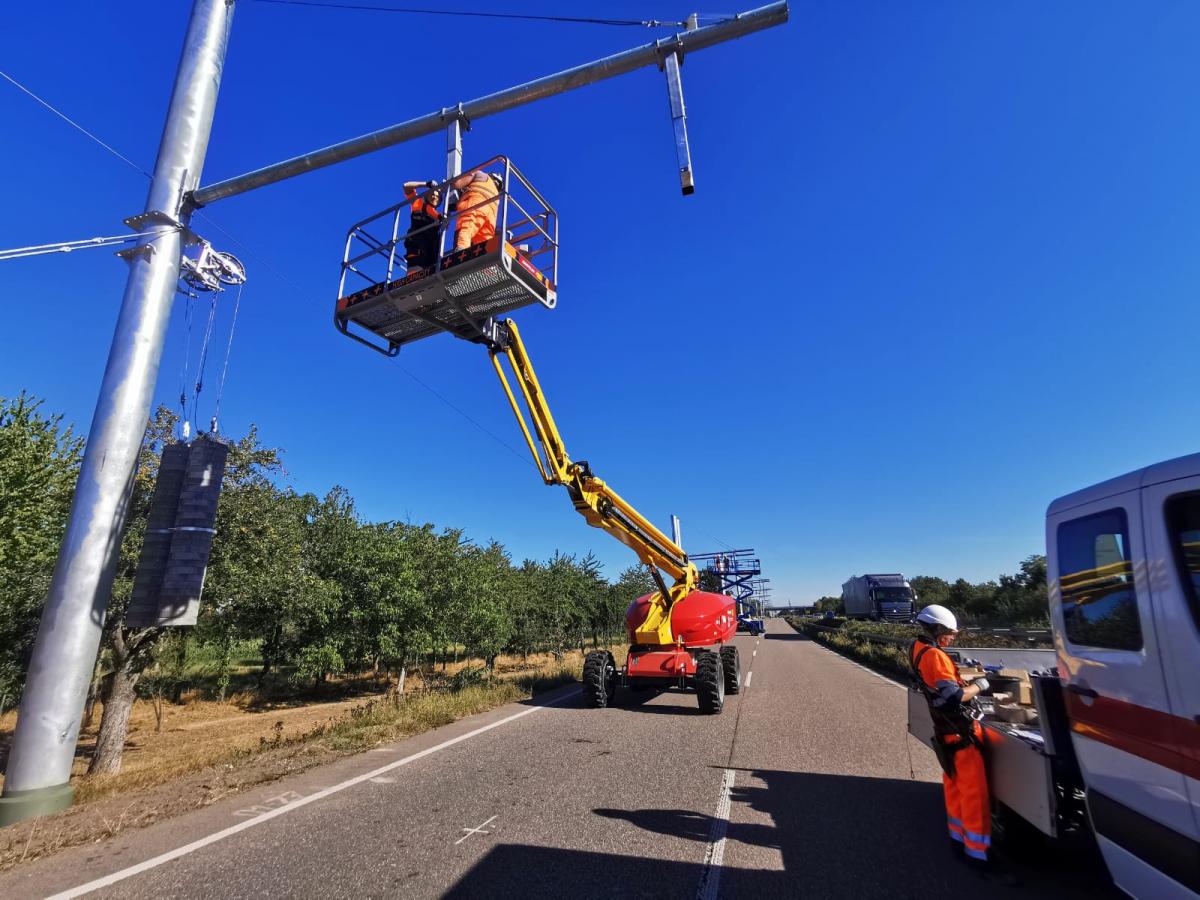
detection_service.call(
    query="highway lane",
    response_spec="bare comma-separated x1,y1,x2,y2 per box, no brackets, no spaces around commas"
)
0,619,1117,898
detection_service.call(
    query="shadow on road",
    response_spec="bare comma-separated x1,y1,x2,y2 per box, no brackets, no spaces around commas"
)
444,769,1118,898
763,630,808,641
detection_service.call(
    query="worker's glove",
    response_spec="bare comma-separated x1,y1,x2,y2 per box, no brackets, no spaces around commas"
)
962,657,981,668
973,677,990,694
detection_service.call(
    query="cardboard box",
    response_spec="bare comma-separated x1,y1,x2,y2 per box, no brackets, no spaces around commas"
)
992,702,1038,726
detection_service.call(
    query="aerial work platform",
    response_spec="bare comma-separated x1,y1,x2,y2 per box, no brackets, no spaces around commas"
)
335,157,557,355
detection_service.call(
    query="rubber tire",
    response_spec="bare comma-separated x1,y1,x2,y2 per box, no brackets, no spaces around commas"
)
696,650,725,714
583,651,616,708
720,645,741,695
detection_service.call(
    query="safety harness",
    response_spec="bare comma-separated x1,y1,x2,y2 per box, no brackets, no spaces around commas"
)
909,637,982,777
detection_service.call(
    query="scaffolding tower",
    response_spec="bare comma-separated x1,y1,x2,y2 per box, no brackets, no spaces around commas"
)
692,549,765,635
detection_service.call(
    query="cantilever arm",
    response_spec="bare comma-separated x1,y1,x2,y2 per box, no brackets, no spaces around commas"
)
489,318,697,594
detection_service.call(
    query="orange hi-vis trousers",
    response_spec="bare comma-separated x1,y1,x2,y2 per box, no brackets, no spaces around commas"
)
943,735,991,861
454,210,496,250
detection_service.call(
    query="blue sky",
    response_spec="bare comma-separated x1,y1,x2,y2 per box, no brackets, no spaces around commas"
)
2,2,1198,604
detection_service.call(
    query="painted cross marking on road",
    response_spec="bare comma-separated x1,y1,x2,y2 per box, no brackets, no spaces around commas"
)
455,815,498,845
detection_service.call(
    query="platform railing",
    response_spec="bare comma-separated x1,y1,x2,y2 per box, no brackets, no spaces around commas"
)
337,156,558,305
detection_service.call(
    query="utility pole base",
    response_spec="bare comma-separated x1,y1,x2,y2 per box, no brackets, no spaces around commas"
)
0,783,74,826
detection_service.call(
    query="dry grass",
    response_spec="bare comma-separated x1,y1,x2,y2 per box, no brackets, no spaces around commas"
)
4,651,592,800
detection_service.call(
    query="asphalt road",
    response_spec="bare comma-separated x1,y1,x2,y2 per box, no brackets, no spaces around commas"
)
0,620,1117,899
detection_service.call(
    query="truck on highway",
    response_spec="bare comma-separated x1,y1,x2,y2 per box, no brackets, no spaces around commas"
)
909,453,1200,898
841,573,916,621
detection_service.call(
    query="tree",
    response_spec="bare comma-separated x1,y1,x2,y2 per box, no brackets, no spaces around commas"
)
909,575,950,610
0,393,83,713
89,407,178,775
458,541,516,670
814,595,841,614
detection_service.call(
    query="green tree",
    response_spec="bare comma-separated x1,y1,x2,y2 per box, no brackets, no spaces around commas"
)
909,575,950,610
0,393,83,712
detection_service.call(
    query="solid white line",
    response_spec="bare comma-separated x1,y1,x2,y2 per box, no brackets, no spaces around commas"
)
696,768,736,900
744,671,753,687
49,689,580,899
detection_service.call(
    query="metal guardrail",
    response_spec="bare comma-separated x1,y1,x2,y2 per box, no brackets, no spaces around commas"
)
798,622,1053,648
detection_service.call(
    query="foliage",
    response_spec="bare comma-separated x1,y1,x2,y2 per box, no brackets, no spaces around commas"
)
909,555,1049,626
0,396,659,720
0,394,83,709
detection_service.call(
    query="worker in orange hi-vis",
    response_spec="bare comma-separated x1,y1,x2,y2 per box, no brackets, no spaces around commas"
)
909,605,995,872
451,170,504,250
401,180,442,272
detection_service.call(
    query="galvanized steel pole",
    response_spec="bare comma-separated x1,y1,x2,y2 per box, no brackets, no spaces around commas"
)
0,0,235,826
191,1,787,207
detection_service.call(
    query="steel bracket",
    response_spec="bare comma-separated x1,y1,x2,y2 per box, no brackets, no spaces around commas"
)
662,50,695,195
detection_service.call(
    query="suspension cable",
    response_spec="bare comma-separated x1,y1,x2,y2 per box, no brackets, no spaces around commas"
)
0,230,178,262
210,281,245,434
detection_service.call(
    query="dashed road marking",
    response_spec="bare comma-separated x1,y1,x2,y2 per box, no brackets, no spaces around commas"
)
744,671,753,687
48,688,580,900
454,815,498,845
695,768,735,900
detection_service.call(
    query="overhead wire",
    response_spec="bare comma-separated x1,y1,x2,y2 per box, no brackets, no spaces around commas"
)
246,0,688,28
0,230,178,262
0,68,153,179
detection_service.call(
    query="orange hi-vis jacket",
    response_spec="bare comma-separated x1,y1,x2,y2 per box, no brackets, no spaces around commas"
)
911,638,991,862
454,173,499,249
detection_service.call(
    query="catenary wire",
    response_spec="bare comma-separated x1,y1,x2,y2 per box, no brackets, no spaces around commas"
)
0,230,178,262
0,68,153,179
247,0,687,27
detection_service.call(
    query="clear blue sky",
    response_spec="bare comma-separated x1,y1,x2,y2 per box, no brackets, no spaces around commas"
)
2,2,1198,605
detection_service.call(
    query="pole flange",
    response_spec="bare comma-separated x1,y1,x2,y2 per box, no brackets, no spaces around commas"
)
0,783,75,827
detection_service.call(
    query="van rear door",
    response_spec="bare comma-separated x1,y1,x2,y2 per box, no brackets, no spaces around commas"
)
1048,492,1196,896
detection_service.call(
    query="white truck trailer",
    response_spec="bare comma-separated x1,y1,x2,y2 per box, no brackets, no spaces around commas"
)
909,453,1200,898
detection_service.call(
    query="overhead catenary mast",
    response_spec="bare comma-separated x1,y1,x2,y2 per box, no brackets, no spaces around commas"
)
0,0,788,825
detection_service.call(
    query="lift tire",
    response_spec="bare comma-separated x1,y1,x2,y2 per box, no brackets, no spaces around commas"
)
583,651,616,709
720,646,741,695
696,650,725,715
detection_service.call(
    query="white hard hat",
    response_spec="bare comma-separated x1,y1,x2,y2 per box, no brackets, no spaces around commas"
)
916,604,958,633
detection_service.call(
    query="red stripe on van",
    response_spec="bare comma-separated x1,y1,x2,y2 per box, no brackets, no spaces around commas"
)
1066,691,1200,781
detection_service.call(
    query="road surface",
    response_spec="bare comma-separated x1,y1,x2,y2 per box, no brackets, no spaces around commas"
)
0,619,1115,898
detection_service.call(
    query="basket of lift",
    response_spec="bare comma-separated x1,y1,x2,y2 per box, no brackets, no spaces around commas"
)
334,156,558,355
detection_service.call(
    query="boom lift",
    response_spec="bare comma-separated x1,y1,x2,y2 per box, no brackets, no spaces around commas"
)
335,158,740,713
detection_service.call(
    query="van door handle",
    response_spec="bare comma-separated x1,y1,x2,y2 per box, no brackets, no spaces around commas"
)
1066,684,1099,699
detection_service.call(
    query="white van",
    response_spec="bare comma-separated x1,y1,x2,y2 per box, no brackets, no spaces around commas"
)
909,453,1200,897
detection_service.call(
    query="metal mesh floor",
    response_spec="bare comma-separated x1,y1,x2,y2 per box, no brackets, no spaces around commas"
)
336,245,555,349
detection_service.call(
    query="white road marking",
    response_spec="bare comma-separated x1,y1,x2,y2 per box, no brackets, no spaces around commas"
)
231,790,303,819
49,689,580,900
454,814,498,845
695,768,735,900
744,671,753,687
369,776,397,784
752,649,757,658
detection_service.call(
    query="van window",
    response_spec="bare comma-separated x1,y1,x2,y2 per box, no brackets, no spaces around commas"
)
1166,492,1200,629
1057,509,1143,651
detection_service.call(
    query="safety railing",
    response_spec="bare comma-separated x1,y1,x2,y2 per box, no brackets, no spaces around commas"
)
337,156,558,304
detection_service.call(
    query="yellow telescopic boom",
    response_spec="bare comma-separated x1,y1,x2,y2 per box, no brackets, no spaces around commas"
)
489,319,699,626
